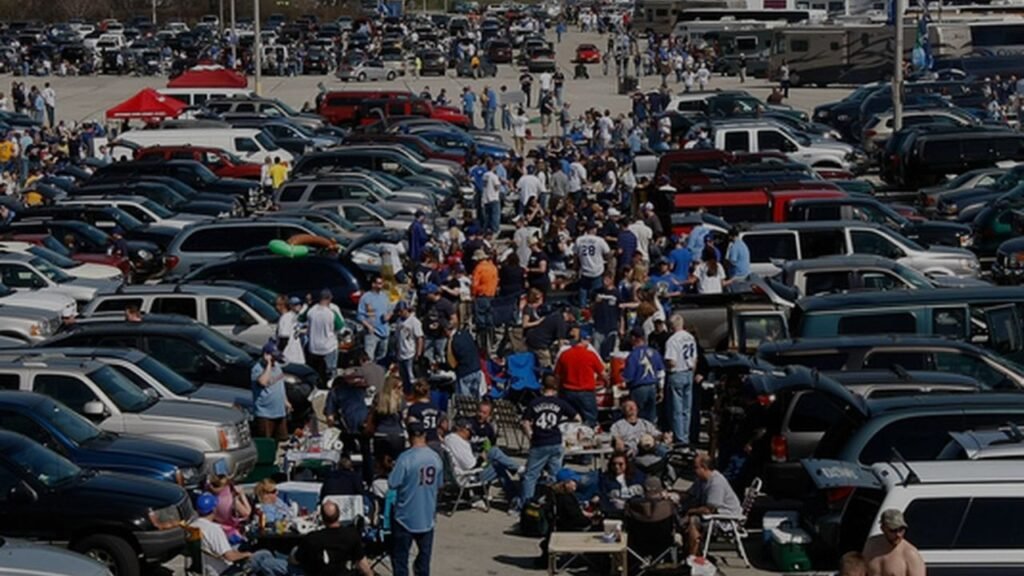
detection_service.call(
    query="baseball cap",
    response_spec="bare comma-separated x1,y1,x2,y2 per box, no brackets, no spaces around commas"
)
642,202,654,211
320,288,333,300
881,509,907,530
422,283,440,295
555,468,581,484
288,296,302,306
261,341,284,361
196,492,218,515
630,326,646,339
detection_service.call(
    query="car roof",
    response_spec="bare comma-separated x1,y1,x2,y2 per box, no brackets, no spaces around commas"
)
0,391,49,409
873,460,1024,486
798,286,1024,313
759,335,989,354
864,392,1024,416
746,220,889,233
0,346,145,362
95,283,247,298
827,370,982,388
779,255,899,272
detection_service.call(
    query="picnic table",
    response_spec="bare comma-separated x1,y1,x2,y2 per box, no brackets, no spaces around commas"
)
548,531,628,576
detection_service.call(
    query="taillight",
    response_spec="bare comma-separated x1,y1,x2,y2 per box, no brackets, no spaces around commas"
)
771,434,788,463
827,486,854,508
757,393,776,407
863,129,876,139
164,255,179,270
348,290,362,306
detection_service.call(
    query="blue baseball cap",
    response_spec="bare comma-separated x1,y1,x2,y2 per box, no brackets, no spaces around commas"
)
196,492,218,515
555,468,581,484
422,283,440,295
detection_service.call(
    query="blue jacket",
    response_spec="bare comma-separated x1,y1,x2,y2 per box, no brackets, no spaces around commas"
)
623,345,665,388
409,219,429,264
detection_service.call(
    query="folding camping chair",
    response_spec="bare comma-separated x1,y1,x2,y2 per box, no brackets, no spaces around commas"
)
625,513,679,575
493,398,527,452
701,477,763,568
451,394,481,421
363,490,395,574
441,444,493,514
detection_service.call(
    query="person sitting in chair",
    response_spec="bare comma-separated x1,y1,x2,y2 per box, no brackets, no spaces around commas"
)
537,468,597,567
592,451,644,518
682,452,742,557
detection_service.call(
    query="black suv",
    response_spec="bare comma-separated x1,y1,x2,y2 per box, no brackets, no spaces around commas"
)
896,128,1024,188
0,430,190,576
42,316,319,423
89,160,263,212
73,181,237,217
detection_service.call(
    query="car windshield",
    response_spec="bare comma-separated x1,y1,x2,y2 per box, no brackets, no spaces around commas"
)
26,245,78,269
196,328,251,364
10,441,80,488
310,210,358,232
140,199,175,219
271,98,299,116
355,179,396,199
241,291,280,322
255,131,280,152
90,365,156,413
291,123,316,138
137,355,198,395
73,224,111,247
366,203,398,219
41,399,102,445
994,170,1024,192
892,263,935,289
109,209,146,231
29,257,74,284
192,164,220,184
370,171,405,190
41,235,73,257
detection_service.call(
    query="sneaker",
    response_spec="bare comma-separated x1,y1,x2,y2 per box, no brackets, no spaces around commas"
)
471,499,489,512
516,465,526,476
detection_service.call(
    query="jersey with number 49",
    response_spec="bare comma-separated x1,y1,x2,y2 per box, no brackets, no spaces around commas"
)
524,396,578,448
388,446,443,533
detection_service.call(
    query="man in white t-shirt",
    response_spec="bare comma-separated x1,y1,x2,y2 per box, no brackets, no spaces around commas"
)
628,212,653,263
539,71,553,102
191,492,288,576
568,157,587,196
574,221,611,306
396,301,424,394
511,106,529,156
481,158,502,234
516,165,542,213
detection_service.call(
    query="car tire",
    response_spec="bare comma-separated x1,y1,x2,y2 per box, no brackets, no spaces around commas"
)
357,72,367,81
387,71,396,81
73,534,139,576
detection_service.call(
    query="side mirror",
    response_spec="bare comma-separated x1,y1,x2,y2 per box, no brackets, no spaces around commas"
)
9,482,37,505
83,401,106,417
143,388,159,400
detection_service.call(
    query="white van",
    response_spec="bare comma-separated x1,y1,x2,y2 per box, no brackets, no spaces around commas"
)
115,128,291,164
157,87,254,107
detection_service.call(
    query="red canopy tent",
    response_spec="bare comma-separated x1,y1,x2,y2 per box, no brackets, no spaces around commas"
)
105,88,186,120
166,64,248,89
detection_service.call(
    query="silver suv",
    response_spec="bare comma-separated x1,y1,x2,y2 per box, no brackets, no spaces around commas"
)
0,357,256,477
82,284,278,348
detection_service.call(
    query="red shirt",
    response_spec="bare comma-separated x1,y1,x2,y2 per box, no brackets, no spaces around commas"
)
555,344,605,392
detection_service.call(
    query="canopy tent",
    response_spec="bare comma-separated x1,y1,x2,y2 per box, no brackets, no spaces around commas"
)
105,87,186,120
166,64,248,89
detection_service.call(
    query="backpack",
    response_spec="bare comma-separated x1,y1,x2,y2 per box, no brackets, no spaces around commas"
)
519,495,553,537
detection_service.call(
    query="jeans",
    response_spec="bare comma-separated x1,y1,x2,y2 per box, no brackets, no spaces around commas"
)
483,200,500,234
577,274,603,308
630,384,658,424
425,337,447,365
364,332,387,362
230,549,292,575
502,108,512,131
562,389,597,427
45,105,54,127
392,523,434,576
400,358,416,394
483,109,496,131
307,349,339,386
481,447,519,499
667,371,693,444
456,370,484,397
522,443,563,502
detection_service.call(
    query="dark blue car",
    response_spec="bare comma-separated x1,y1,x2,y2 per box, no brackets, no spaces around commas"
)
0,391,205,488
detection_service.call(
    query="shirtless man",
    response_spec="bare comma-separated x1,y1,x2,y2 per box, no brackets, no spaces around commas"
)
862,509,926,576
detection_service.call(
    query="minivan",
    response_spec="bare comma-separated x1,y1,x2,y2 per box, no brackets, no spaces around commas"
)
114,128,292,164
738,221,980,277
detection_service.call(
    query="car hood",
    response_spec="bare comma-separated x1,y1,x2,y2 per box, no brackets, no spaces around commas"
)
141,398,245,426
187,382,254,412
67,262,123,281
0,290,76,315
83,433,205,468
57,470,185,512
924,245,978,259
0,538,109,576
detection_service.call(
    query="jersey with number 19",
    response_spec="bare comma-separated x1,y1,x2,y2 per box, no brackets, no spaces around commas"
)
524,396,578,448
388,446,443,533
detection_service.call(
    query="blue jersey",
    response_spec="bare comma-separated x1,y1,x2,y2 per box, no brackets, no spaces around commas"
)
726,239,751,278
623,345,665,389
407,402,444,443
668,247,693,281
523,396,577,448
388,446,443,533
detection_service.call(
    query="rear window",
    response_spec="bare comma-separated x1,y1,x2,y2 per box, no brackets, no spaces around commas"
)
838,312,916,335
803,271,852,295
745,232,797,262
863,351,932,370
787,391,847,433
763,351,848,371
799,230,846,259
859,414,964,464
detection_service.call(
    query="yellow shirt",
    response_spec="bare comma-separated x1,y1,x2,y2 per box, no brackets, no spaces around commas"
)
269,163,288,189
0,141,12,163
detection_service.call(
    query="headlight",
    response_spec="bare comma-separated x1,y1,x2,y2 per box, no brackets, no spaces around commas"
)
148,504,182,530
961,258,979,270
837,113,849,122
218,425,242,450
135,249,154,261
816,110,830,119
959,234,974,248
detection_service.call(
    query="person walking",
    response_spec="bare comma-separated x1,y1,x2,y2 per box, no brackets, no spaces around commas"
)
480,158,502,235
520,376,579,504
780,60,791,98
574,221,611,307
738,53,747,83
483,85,497,132
663,314,697,445
306,289,345,384
862,510,926,576
358,275,393,362
389,420,443,576
41,83,55,127
511,107,529,156
622,328,666,424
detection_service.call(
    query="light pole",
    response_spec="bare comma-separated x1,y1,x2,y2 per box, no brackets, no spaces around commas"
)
893,0,905,132
254,0,262,95
152,0,157,26
230,0,237,66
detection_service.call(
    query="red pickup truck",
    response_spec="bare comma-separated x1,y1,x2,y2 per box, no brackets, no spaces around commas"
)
134,145,262,181
669,185,847,236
